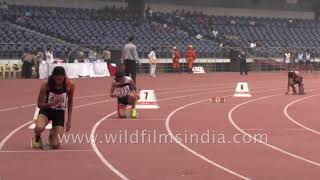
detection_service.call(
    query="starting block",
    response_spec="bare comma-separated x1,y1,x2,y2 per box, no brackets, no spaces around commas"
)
210,97,227,103
28,107,52,129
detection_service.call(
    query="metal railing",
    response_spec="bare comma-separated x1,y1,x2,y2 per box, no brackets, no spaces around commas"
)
1,43,320,79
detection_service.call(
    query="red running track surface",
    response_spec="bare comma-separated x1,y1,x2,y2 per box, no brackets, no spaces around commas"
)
0,72,320,180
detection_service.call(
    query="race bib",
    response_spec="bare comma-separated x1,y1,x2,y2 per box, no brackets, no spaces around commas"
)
116,86,130,98
48,92,67,110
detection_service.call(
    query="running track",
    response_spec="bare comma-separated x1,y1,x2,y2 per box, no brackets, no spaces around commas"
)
0,73,320,180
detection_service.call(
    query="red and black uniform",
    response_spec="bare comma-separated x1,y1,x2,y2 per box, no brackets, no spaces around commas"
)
114,76,134,110
39,80,71,127
288,71,304,94
288,71,303,85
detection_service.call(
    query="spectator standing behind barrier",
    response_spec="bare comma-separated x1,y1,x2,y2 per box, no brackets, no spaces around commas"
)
77,47,85,63
297,50,304,72
21,49,36,79
122,36,139,83
290,49,297,69
284,50,291,71
172,47,180,73
238,49,248,75
185,45,196,73
59,48,68,62
45,47,54,64
35,48,44,78
305,50,313,74
102,47,111,64
148,47,157,78
66,48,76,63
88,48,97,62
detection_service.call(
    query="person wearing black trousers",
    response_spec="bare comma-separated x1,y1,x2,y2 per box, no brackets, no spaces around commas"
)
21,49,36,79
122,37,139,84
239,49,248,75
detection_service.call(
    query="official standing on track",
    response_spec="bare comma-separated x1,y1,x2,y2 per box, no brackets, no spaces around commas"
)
148,47,157,78
21,49,36,79
122,36,139,84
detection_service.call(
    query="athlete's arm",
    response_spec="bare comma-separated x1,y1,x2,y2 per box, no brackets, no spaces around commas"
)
37,82,55,109
66,83,75,132
129,79,137,93
110,81,117,98
285,78,290,94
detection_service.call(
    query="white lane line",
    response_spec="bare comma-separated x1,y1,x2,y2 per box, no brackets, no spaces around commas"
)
164,87,320,179
90,85,295,180
165,99,251,180
0,80,287,113
2,84,318,179
284,94,320,135
0,83,250,151
0,82,275,151
90,111,129,180
0,107,21,112
0,93,112,113
0,149,93,153
243,128,307,131
107,119,165,121
0,99,119,150
228,89,320,167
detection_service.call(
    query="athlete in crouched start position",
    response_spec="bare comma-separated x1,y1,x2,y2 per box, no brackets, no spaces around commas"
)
285,70,305,95
110,71,139,118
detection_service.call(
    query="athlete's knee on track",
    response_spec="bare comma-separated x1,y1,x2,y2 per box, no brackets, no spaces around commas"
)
118,109,127,118
35,114,48,132
128,93,138,104
117,103,127,118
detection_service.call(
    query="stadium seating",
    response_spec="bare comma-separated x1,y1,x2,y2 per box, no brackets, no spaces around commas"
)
1,4,320,59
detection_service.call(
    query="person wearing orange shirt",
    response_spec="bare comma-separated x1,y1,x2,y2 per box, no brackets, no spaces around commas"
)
172,47,180,73
185,45,196,73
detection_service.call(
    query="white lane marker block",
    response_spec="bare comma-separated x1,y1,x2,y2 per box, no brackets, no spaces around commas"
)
192,66,206,74
136,90,160,109
28,122,52,129
233,82,252,97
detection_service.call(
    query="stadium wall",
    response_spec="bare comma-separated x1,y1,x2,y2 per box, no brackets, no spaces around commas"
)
6,0,127,9
148,3,314,19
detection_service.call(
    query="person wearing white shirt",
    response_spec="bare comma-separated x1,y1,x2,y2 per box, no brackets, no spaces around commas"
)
148,48,157,78
305,50,313,74
297,51,304,71
250,42,256,48
45,47,54,64
212,30,218,38
284,51,291,71
88,48,97,62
